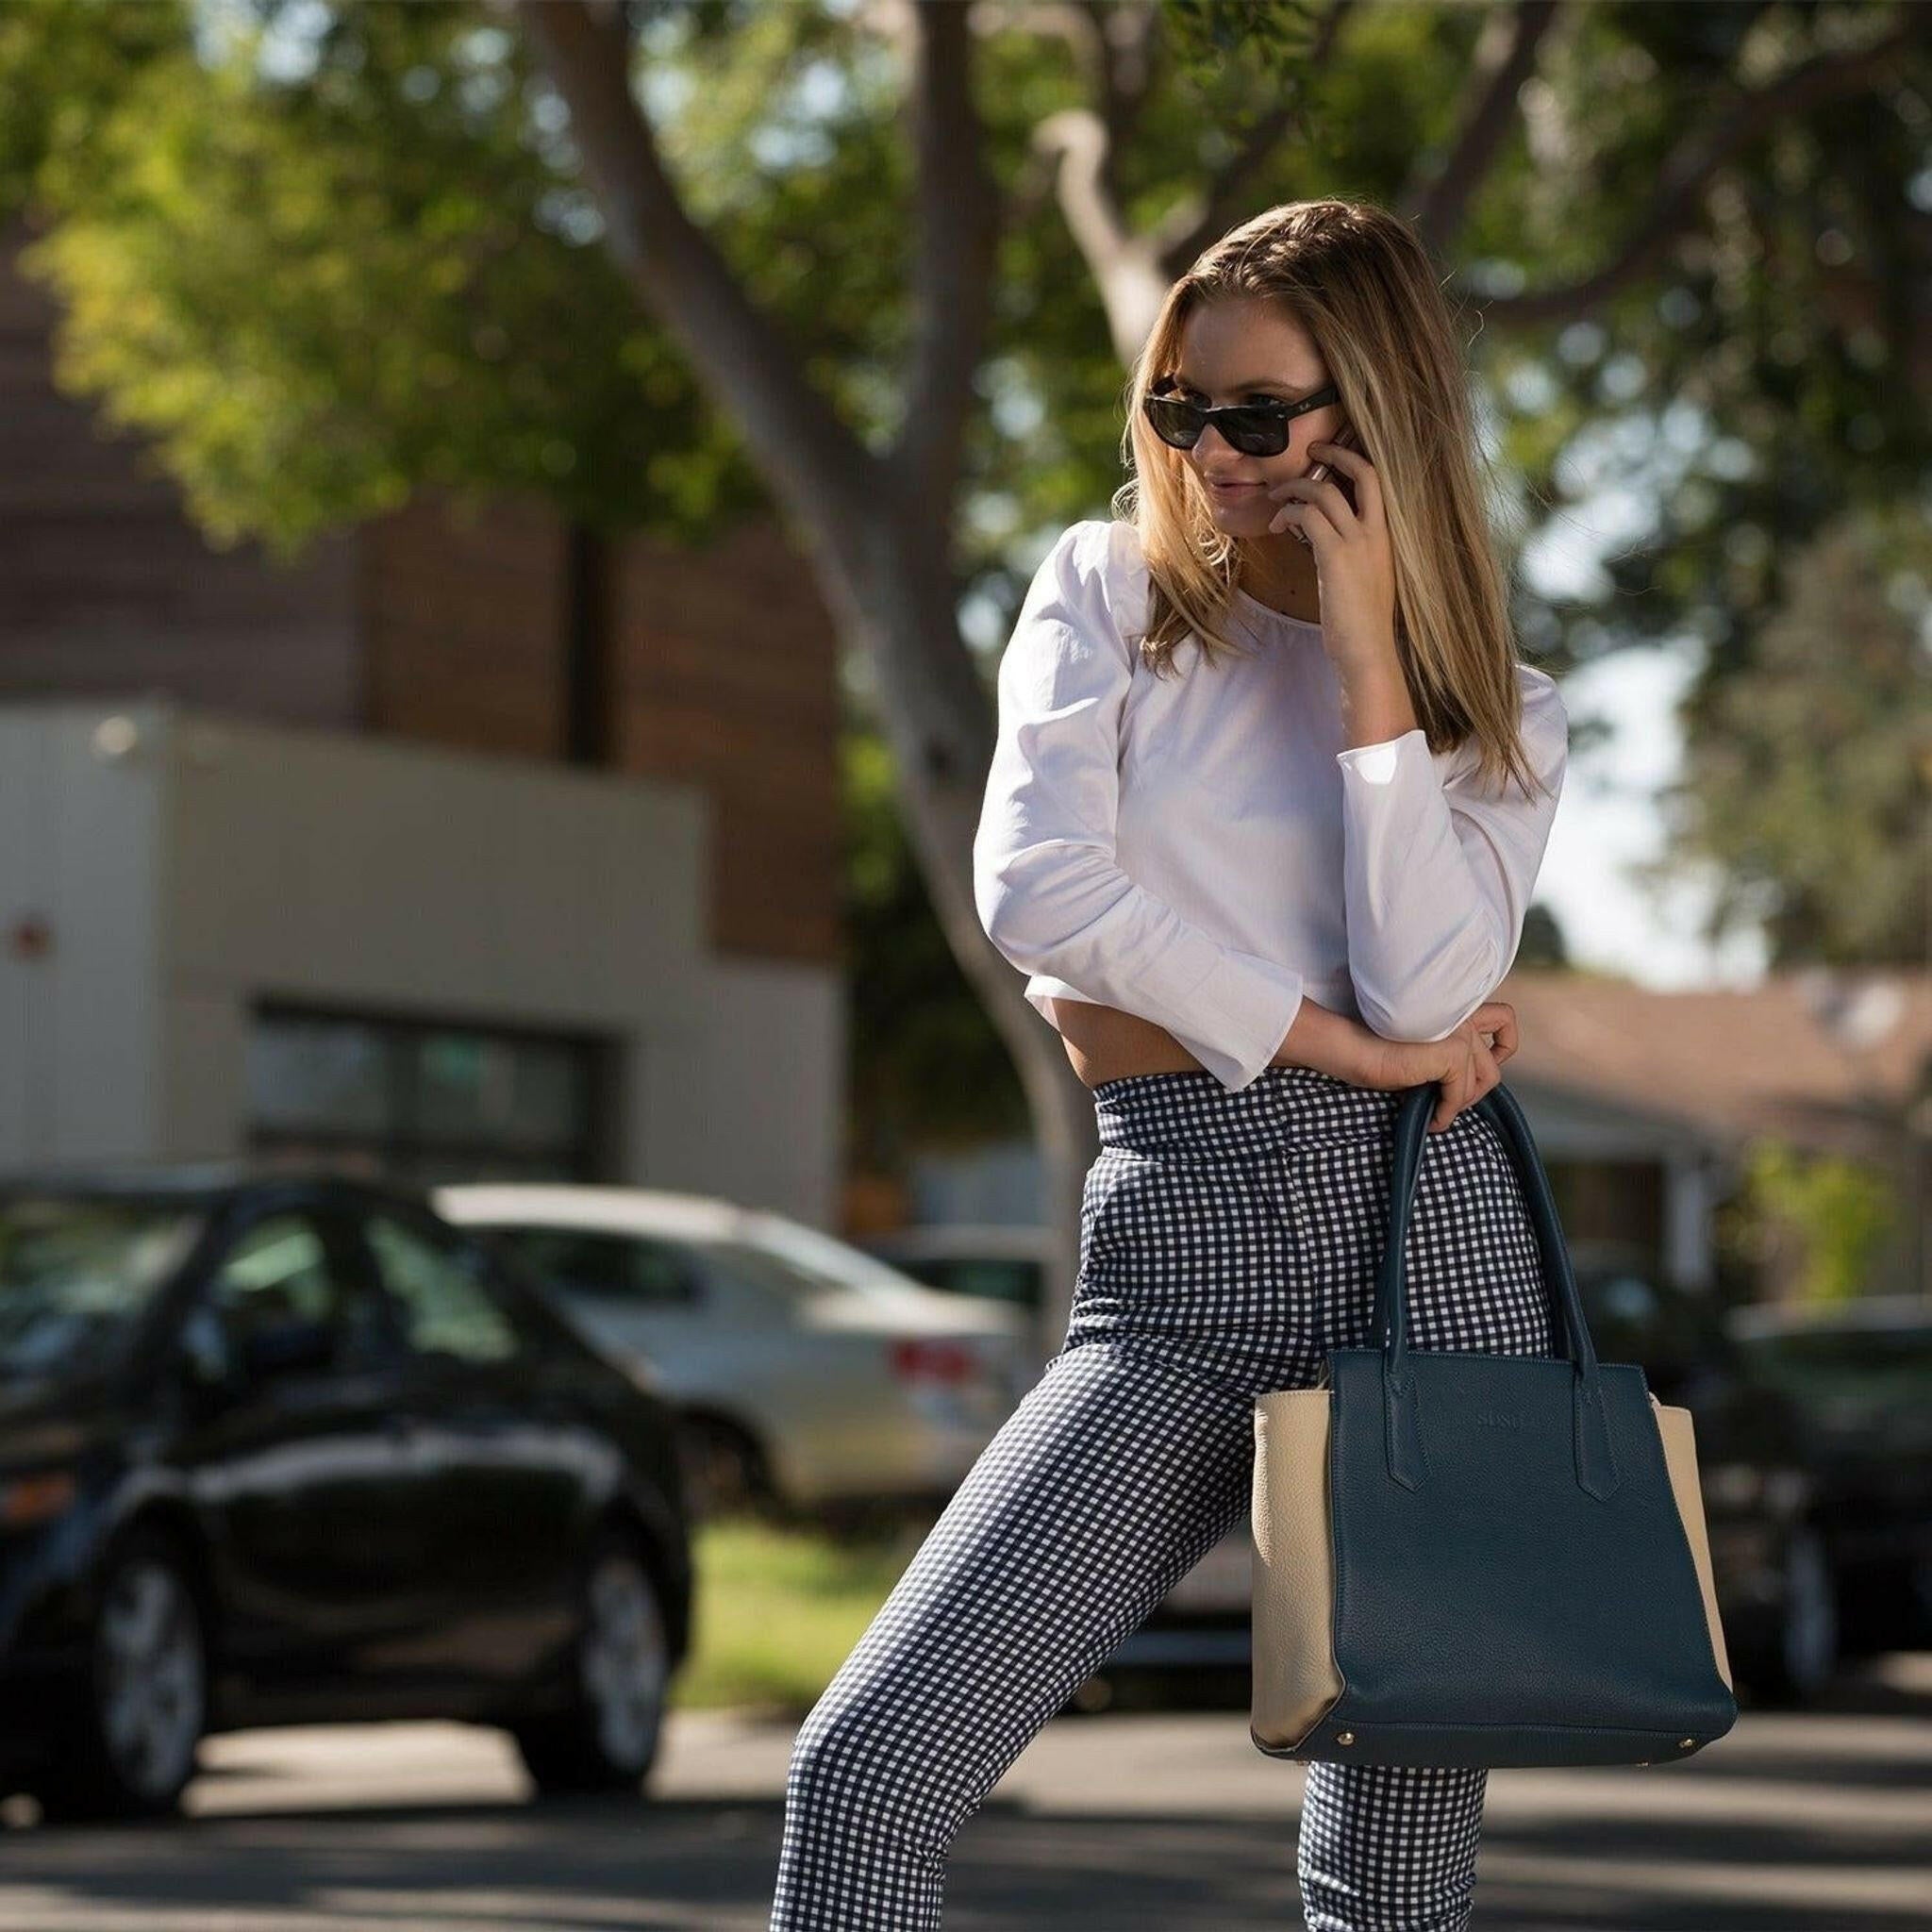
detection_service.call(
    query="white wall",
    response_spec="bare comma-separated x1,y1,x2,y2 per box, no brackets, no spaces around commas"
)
0,707,163,1167
0,699,843,1226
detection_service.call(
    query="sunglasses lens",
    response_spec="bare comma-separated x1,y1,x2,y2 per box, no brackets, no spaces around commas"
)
1223,408,1290,457
1143,390,1295,458
1142,394,1202,449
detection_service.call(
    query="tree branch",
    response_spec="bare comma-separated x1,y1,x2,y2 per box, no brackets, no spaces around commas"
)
1472,12,1927,327
1155,0,1357,271
509,0,876,527
1403,0,1564,259
891,0,1003,506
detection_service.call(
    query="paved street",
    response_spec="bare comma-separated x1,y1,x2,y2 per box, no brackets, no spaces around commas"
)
2,1656,1927,1931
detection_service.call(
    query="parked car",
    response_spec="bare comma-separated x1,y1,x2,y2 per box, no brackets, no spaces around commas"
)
432,1185,1037,1526
1089,1265,1887,1708
859,1224,1051,1313
1724,1295,1932,1665
0,1168,692,1822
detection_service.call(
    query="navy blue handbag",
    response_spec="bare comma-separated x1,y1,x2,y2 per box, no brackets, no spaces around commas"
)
1250,1078,1740,1768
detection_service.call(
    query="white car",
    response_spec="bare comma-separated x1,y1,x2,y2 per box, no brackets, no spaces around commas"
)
431,1184,1038,1524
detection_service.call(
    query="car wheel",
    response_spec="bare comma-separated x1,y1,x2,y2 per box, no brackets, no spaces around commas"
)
37,1526,208,1823
1746,1523,1840,1707
513,1530,671,1796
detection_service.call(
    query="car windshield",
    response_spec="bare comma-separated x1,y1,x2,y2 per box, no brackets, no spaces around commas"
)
0,1196,206,1381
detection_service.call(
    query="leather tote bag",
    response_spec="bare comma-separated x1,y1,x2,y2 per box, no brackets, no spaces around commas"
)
1250,1078,1739,1769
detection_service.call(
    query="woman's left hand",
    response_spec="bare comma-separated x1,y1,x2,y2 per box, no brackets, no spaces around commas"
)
1265,440,1397,674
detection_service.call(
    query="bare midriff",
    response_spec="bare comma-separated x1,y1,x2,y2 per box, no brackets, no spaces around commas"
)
1047,996,1223,1090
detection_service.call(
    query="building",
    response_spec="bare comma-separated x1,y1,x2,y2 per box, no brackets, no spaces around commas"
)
0,221,845,1220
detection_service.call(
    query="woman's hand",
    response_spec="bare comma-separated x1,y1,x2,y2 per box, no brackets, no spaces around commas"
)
1265,439,1397,676
1348,1002,1517,1131
1271,998,1518,1131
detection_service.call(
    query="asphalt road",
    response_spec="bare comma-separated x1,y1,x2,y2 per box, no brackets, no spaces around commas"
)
2,1655,1927,1931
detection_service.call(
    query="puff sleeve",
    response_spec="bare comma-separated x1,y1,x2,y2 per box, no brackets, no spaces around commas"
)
972,520,1307,1091
1333,663,1568,1041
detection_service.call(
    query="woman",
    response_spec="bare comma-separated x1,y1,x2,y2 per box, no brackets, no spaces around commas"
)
770,196,1569,1932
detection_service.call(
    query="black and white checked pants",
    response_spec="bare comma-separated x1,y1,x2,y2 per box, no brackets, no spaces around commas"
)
770,1062,1561,1930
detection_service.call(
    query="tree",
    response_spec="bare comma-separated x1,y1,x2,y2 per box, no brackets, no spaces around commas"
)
1637,504,1930,966
7,0,1926,1356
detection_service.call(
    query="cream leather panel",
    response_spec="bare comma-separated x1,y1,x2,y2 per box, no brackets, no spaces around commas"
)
1250,1389,1343,1750
1651,1395,1733,1690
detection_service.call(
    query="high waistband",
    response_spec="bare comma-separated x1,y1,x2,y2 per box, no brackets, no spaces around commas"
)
1091,1062,1406,1158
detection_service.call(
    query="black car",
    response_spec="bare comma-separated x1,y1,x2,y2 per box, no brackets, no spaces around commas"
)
1724,1296,1932,1670
0,1167,693,1821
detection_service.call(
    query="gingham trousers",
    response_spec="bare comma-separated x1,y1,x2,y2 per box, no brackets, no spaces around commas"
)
770,1062,1561,1931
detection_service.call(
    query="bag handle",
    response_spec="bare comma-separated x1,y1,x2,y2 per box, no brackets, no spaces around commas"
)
1372,1080,1621,1501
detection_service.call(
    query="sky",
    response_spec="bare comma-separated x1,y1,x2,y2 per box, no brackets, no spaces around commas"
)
1537,641,1770,991
1517,420,1774,994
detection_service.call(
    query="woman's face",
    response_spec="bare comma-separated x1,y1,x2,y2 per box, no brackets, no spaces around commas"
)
1167,298,1344,536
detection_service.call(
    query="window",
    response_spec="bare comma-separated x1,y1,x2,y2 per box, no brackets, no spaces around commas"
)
247,1005,610,1184
366,1211,520,1365
209,1211,381,1370
0,1198,205,1380
486,1225,699,1307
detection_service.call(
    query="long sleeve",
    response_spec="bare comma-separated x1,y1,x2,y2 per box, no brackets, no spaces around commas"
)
1334,664,1568,1041
973,520,1306,1091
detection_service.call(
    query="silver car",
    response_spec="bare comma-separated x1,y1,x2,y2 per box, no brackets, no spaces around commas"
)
432,1185,1037,1524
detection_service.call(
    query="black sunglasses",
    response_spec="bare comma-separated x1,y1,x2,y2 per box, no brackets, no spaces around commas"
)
1141,377,1341,458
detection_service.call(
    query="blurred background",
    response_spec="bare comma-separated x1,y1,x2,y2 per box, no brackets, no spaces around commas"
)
0,1,1926,1927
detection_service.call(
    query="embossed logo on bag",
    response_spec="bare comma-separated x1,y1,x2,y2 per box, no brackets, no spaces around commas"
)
1474,1407,1528,1428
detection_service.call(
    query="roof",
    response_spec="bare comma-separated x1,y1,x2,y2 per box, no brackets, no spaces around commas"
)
1497,965,1930,1159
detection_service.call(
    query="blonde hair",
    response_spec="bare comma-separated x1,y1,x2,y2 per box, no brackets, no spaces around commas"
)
1113,196,1551,803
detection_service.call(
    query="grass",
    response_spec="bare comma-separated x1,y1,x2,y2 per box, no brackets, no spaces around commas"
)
669,1510,939,1718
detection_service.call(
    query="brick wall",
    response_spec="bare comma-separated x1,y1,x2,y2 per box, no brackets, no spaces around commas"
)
1,220,841,969
608,516,841,966
0,221,361,727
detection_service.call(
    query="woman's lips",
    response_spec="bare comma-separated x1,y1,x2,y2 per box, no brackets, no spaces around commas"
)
1207,478,1264,494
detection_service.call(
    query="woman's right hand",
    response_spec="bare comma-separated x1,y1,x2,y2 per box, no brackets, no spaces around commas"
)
1347,1002,1518,1132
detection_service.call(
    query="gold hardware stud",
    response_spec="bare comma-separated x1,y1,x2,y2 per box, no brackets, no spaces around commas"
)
1335,1731,1355,1745
1678,1737,1695,1749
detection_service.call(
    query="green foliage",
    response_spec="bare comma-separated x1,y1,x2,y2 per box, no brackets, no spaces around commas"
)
1731,1137,1901,1307
0,0,183,227
1637,505,1931,963
670,1513,928,1715
8,1,807,556
1159,1,1339,153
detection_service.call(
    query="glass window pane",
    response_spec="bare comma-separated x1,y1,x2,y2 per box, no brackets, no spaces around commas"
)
208,1213,391,1372
0,1199,204,1380
415,1032,587,1152
368,1212,520,1364
249,1016,393,1135
247,1008,603,1187
213,1215,340,1326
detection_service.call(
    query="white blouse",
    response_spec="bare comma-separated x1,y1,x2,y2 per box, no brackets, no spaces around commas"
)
971,517,1569,1091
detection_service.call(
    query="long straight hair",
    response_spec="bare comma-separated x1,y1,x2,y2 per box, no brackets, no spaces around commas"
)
1113,197,1551,803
